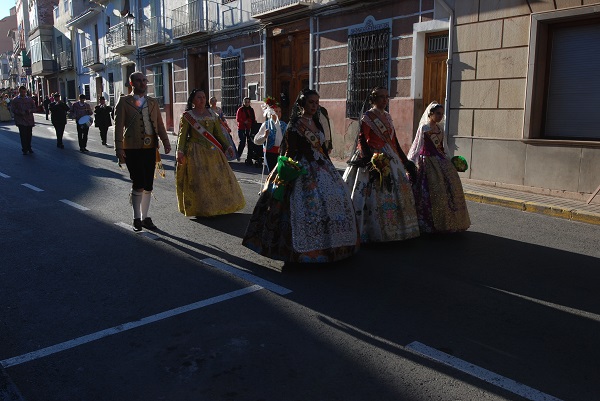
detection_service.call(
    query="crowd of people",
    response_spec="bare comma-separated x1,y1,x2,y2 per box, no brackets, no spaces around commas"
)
2,75,470,265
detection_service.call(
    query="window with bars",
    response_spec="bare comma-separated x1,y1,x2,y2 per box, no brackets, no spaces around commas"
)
221,56,241,117
346,28,390,118
153,65,164,107
428,34,448,54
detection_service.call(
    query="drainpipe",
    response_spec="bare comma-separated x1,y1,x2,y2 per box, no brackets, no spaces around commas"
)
262,27,267,97
437,0,454,136
309,16,314,88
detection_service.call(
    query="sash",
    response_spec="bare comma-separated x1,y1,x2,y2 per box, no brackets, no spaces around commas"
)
365,110,400,158
296,121,326,157
183,111,223,151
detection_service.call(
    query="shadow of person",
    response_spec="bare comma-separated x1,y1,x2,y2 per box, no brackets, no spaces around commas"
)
190,212,253,239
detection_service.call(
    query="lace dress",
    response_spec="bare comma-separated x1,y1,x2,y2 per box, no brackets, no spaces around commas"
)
243,121,359,263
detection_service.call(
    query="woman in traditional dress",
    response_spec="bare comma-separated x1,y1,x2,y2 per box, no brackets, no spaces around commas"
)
0,94,12,122
407,102,470,233
209,96,237,161
343,87,420,243
176,89,245,217
243,89,359,263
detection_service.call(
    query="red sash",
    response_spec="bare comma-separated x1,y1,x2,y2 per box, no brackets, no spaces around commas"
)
183,112,223,151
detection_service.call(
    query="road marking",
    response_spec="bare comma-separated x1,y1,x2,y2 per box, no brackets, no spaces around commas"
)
0,285,262,368
406,341,563,401
202,258,292,296
0,172,10,178
21,183,44,192
114,222,160,239
59,199,90,211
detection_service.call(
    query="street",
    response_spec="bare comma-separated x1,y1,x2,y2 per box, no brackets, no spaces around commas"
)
1,117,599,401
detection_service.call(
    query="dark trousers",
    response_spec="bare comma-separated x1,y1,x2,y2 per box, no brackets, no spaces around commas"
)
76,124,89,150
54,124,66,145
45,109,49,120
236,129,252,161
98,127,109,144
124,148,156,191
265,151,279,173
17,125,33,152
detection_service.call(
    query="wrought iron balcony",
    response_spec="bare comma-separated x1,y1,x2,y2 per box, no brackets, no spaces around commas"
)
251,0,314,18
81,44,103,70
171,0,218,39
58,51,73,70
138,17,165,48
107,22,136,54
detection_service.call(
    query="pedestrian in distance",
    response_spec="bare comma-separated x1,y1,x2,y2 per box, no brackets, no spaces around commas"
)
407,102,470,233
94,96,113,146
49,93,70,149
343,87,419,243
70,94,93,152
43,95,51,120
114,71,172,232
253,96,287,173
243,89,359,263
0,93,11,122
235,97,256,162
10,86,36,155
176,89,245,217
209,95,237,161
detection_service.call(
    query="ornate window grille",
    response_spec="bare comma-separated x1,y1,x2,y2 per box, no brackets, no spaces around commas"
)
222,56,241,117
428,34,448,54
346,26,390,118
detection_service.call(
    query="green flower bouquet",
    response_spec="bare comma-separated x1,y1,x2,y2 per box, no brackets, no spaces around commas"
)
272,156,307,201
451,155,468,172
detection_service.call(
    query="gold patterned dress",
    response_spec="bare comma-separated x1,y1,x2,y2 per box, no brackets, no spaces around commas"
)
411,124,470,233
176,110,245,217
0,99,11,121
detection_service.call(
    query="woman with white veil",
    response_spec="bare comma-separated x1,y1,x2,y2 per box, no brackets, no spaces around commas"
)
407,102,470,233
343,87,419,243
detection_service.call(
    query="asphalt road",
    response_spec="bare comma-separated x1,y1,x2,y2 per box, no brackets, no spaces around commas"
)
1,117,599,401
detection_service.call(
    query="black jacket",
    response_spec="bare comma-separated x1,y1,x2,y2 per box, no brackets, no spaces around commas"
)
94,104,113,128
49,101,70,126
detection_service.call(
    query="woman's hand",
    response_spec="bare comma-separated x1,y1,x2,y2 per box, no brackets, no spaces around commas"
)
176,150,185,164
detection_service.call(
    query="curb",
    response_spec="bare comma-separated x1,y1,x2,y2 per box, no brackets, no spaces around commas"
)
464,191,600,226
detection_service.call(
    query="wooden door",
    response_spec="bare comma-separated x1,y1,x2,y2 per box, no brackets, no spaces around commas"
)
271,30,310,121
423,32,448,108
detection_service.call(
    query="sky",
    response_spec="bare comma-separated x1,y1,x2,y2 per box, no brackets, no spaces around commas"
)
1,0,16,20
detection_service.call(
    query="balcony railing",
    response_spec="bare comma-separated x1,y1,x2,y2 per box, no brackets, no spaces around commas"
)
172,0,218,38
138,17,165,48
58,51,73,70
251,0,314,18
81,44,98,67
107,22,136,54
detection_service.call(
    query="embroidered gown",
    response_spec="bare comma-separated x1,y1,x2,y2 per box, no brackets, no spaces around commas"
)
343,109,419,243
0,99,11,121
176,110,245,217
410,124,470,233
242,121,359,263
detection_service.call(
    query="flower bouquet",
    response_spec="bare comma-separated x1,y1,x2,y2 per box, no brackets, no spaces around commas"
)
272,156,307,201
370,152,392,190
451,155,468,172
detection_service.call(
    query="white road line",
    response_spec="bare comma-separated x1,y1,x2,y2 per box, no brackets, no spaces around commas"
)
0,285,262,368
21,183,44,192
406,341,563,401
0,172,10,178
202,258,292,296
59,199,90,211
114,222,159,239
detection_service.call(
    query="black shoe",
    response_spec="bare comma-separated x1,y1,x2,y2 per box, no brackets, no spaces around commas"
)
59,144,64,149
28,149,33,154
83,148,89,152
22,151,28,155
80,148,85,153
142,217,157,230
102,142,107,146
133,218,143,232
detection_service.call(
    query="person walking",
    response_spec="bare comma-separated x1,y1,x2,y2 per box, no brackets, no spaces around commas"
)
407,102,470,233
49,93,70,149
235,97,256,162
175,89,245,217
94,96,113,146
43,95,51,120
114,71,172,232
343,87,419,243
253,98,287,172
10,86,36,155
243,89,359,263
70,94,93,152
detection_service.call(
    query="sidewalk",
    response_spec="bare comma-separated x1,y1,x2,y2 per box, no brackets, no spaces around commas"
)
330,158,600,226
